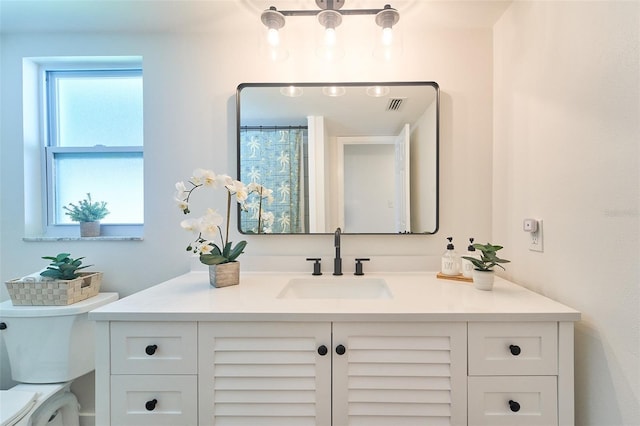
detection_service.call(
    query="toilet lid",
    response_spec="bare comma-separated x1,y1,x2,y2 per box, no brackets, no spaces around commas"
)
0,292,118,317
0,390,39,426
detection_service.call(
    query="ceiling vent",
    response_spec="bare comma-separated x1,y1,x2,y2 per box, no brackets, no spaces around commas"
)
386,98,405,111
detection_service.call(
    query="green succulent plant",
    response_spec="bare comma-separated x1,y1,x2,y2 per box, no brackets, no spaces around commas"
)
462,243,510,271
63,193,109,222
40,253,93,280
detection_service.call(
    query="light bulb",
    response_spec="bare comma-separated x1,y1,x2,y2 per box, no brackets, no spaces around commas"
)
382,27,393,46
324,27,337,46
267,28,280,47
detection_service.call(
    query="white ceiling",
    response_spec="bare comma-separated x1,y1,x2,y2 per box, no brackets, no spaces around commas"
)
0,0,512,34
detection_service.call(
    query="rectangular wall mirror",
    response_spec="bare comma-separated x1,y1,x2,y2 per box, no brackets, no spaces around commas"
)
237,82,439,235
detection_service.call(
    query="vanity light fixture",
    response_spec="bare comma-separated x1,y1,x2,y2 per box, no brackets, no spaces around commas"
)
375,5,400,46
261,7,286,48
260,0,400,61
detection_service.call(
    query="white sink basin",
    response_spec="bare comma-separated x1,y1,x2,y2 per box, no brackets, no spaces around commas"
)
278,277,392,299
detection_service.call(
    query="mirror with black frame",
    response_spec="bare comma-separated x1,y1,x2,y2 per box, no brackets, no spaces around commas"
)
237,81,439,235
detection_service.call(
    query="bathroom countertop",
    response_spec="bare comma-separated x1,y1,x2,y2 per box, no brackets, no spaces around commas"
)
89,271,580,322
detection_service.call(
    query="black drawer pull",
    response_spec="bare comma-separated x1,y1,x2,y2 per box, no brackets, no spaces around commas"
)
0,322,7,330
509,344,521,356
335,344,346,355
509,400,521,412
145,399,158,411
317,345,328,356
145,344,158,356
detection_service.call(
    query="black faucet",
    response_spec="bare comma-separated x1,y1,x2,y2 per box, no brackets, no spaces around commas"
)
333,227,343,276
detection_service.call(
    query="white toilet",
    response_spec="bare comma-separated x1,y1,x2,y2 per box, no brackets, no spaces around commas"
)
0,293,118,426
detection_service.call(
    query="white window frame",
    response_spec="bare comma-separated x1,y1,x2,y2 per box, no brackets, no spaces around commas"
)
26,57,144,239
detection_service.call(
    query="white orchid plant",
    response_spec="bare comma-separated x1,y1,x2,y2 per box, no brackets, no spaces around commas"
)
175,169,273,265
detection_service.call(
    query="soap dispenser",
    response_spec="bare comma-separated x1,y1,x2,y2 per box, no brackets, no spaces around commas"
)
461,237,479,278
441,237,459,276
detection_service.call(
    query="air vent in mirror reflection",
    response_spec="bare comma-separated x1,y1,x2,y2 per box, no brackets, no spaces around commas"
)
386,98,405,111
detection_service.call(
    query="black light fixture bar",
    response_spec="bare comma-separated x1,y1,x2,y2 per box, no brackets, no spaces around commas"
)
275,8,385,17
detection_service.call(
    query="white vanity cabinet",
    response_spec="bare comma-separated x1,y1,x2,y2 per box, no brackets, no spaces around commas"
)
198,321,332,426
98,320,467,425
91,272,580,426
467,321,572,426
107,322,198,426
198,321,467,426
332,322,467,426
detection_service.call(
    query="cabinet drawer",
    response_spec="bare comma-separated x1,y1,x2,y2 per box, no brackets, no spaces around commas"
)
468,322,557,375
111,322,197,374
468,376,557,426
111,375,197,426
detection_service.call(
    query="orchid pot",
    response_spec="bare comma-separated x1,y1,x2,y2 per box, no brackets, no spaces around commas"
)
209,261,240,288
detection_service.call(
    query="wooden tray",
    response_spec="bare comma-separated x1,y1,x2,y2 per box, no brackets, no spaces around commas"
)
436,272,473,283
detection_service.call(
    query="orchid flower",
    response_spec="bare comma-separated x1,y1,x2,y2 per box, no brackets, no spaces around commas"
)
176,168,271,265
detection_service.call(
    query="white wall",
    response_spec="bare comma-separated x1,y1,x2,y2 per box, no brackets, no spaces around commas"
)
0,1,494,390
493,1,640,425
0,3,494,297
2,2,638,423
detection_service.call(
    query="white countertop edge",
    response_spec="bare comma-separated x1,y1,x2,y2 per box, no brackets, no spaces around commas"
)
89,270,581,323
90,311,581,322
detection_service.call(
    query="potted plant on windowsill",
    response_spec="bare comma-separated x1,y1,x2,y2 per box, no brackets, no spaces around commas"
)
461,243,510,291
63,193,109,237
174,168,273,288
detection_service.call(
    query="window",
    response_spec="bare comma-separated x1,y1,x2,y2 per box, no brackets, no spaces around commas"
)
44,67,143,235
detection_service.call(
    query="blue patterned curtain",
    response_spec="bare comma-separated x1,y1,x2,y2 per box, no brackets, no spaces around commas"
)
239,127,306,233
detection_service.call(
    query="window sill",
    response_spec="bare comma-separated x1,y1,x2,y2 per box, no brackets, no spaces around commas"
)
23,236,143,242
24,224,144,241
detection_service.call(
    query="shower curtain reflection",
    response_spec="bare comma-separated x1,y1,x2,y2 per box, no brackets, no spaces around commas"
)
239,126,307,233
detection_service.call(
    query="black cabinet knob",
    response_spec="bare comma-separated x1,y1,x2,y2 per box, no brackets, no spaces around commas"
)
145,344,158,355
335,344,346,355
509,345,521,356
145,399,158,411
509,400,521,412
0,322,6,330
317,345,328,356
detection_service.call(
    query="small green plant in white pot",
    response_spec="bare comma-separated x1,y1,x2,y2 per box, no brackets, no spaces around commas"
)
461,243,510,291
63,193,109,237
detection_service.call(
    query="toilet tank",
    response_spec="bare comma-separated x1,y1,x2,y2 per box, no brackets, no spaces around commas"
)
0,293,118,383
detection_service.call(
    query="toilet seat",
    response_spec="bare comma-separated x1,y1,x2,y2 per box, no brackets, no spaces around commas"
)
0,384,79,426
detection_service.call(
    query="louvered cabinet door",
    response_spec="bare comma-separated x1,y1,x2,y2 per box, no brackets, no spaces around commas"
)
332,322,467,426
198,322,332,426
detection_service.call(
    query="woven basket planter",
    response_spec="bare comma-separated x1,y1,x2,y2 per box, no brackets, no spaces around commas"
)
5,272,103,306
